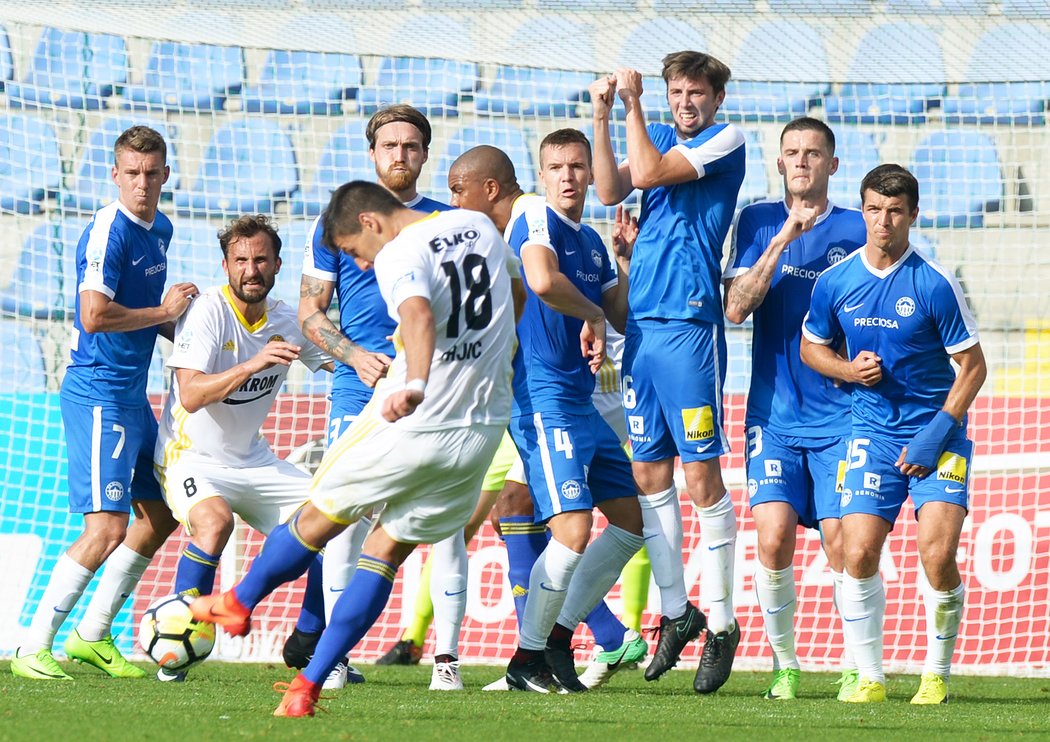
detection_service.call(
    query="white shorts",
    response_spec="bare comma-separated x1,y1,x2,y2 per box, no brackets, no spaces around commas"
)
159,457,310,536
309,419,504,544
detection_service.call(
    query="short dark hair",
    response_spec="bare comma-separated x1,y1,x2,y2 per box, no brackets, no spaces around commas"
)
539,128,592,166
780,117,836,155
114,125,167,165
860,164,920,211
217,214,282,259
365,104,432,150
662,51,732,95
322,180,405,249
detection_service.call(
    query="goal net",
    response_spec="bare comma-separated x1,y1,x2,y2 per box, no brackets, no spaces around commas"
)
1,0,1048,676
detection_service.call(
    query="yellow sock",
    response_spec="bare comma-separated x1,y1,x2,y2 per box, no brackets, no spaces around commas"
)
620,546,651,633
402,551,435,647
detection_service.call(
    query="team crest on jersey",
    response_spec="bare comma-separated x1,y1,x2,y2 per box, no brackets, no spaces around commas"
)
158,238,166,254
936,452,967,484
268,335,284,343
561,480,582,500
591,249,603,267
827,246,848,265
681,406,715,442
222,340,235,351
895,297,916,318
105,481,124,502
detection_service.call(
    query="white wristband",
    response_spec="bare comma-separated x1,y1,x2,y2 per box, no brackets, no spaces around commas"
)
405,378,427,394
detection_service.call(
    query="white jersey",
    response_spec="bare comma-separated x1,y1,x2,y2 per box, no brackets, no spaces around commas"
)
370,209,519,432
156,285,329,469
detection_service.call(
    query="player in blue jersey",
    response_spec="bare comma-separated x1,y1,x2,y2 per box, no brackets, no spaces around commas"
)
801,164,986,705
590,51,746,692
502,129,644,693
12,126,199,681
292,104,463,690
723,118,866,701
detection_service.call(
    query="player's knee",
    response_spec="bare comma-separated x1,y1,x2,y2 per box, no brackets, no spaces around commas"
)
494,481,532,519
843,542,880,577
756,529,793,568
83,518,129,557
187,503,235,554
919,541,959,578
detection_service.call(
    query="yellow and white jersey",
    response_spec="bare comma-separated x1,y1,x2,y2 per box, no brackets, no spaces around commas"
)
155,285,329,469
371,208,519,432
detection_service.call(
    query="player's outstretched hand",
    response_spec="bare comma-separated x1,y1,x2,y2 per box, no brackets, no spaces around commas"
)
612,204,639,261
351,349,392,388
589,74,617,118
250,341,301,372
614,68,643,102
895,447,931,479
848,350,882,386
581,313,607,374
162,282,199,321
382,388,424,422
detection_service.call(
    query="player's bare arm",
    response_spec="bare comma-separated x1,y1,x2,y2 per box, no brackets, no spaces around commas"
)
590,74,633,205
724,204,821,324
382,295,434,422
520,243,607,372
299,273,391,387
174,340,303,413
897,342,987,478
801,337,882,387
615,68,698,189
511,277,527,323
78,282,198,334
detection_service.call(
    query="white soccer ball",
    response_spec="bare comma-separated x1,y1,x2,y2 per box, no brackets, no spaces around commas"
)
139,593,216,672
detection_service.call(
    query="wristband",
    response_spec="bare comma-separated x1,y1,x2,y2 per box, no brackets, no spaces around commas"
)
405,378,427,394
903,410,958,470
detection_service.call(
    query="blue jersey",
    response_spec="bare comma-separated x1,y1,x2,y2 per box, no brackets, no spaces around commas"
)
629,122,745,325
303,194,452,407
63,201,174,404
509,201,617,416
725,200,866,437
802,244,979,439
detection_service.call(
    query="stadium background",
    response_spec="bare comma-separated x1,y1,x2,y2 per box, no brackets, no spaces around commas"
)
0,0,1047,676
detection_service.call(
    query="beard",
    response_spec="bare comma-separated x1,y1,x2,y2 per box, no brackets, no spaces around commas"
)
380,164,416,192
230,276,273,305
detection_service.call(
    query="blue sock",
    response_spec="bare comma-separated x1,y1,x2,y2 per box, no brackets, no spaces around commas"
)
175,543,221,595
302,555,397,685
294,556,326,634
234,517,320,610
499,516,547,628
584,600,629,652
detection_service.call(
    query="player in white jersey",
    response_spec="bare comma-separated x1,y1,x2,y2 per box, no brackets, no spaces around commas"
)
191,182,524,718
152,215,334,665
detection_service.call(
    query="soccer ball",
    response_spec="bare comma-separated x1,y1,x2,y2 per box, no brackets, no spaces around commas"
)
139,593,216,672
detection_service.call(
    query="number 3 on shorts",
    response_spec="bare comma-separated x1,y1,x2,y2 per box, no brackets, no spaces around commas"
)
553,427,574,460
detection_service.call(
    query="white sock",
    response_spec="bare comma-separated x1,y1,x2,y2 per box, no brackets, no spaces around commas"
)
519,538,582,651
922,582,964,679
841,572,886,684
557,525,644,629
754,565,798,670
430,529,468,658
76,544,152,642
832,570,857,671
22,554,95,653
698,492,737,633
638,486,687,619
323,516,370,623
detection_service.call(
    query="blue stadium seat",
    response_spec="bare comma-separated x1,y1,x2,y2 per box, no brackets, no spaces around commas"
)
728,22,828,121
241,50,363,115
723,80,824,123
578,122,640,221
432,123,536,196
271,219,313,308
824,24,945,125
827,128,880,209
0,220,84,320
6,28,127,110
123,42,243,112
0,319,46,393
911,131,1003,228
62,117,180,213
175,120,298,217
166,219,225,290
0,25,12,91
941,24,1050,125
291,119,372,218
0,114,62,214
738,130,770,208
358,57,479,118
475,65,592,118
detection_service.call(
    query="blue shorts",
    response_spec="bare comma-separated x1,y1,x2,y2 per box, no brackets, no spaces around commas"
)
840,429,973,525
510,409,636,523
745,426,847,529
60,395,163,514
327,386,373,446
622,318,728,463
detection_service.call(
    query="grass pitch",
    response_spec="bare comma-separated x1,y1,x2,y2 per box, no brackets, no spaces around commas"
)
2,661,1048,741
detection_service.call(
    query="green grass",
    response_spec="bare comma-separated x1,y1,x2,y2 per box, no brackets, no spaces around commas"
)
2,661,1049,741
